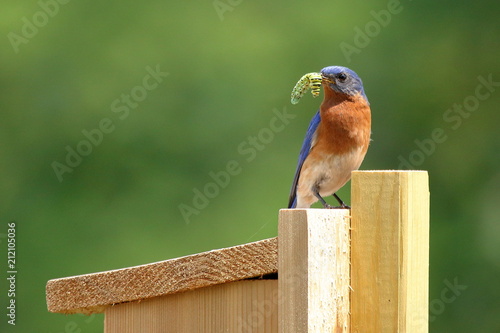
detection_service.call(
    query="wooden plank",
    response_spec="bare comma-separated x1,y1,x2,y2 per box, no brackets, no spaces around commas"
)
104,279,278,333
350,171,429,332
278,209,350,333
46,237,277,314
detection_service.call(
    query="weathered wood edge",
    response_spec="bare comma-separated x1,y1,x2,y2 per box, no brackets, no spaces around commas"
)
46,237,278,314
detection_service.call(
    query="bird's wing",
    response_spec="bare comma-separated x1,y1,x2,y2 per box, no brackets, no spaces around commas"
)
288,110,321,208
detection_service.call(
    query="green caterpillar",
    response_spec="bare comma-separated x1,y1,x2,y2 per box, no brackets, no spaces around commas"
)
290,72,323,105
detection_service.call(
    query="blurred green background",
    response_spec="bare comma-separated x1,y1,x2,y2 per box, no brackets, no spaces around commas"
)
1,0,499,331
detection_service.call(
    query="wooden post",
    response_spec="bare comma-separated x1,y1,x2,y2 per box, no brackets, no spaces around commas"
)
46,170,429,332
278,209,351,333
351,171,429,332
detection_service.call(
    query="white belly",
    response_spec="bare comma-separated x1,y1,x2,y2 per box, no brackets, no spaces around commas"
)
296,147,366,208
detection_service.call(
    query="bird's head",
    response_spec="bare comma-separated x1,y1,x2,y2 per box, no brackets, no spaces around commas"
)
320,66,368,101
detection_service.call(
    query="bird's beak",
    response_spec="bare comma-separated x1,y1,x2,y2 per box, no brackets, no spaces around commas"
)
322,75,335,84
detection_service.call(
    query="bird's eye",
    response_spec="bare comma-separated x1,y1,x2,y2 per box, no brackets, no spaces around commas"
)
337,73,347,82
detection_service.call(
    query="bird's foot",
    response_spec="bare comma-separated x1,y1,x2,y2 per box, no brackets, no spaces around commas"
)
332,193,350,209
315,190,351,209
339,203,351,209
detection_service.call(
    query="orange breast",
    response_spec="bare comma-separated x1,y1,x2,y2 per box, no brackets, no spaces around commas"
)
314,91,371,155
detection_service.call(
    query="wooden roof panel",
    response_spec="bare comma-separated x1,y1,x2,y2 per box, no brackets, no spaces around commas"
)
46,237,278,314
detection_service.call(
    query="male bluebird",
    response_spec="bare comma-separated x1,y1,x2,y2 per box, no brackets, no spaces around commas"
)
288,66,371,208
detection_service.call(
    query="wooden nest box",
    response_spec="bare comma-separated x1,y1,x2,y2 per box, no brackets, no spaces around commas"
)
46,171,430,332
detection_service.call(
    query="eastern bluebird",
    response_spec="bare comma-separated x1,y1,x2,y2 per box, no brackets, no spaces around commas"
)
288,66,371,209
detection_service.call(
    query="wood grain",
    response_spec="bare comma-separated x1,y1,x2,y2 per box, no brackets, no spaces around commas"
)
46,237,277,314
105,279,278,333
350,171,429,333
278,209,350,333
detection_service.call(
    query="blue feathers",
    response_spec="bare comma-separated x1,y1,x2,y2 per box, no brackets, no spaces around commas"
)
320,66,369,102
288,110,321,208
